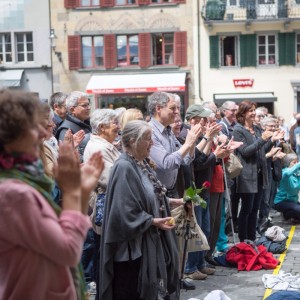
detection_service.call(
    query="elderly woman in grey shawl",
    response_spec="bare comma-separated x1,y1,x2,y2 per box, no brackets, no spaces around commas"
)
99,120,179,300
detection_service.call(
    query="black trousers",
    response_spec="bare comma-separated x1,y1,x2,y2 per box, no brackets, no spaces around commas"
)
113,257,142,300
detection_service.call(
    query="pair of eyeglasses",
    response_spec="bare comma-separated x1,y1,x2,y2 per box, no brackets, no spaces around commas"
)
111,120,119,125
226,109,237,112
174,120,182,124
76,103,91,109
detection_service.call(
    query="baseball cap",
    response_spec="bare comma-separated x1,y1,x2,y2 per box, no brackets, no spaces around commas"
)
185,104,212,120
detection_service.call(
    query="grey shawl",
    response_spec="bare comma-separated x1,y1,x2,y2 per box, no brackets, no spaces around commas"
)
99,153,179,300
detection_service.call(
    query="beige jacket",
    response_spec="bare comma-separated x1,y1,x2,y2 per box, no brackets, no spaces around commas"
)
83,135,120,234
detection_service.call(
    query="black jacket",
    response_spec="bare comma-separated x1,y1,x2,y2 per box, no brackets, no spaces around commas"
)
55,114,91,162
233,123,272,193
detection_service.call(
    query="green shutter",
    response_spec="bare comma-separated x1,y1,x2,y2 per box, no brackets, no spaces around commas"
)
210,36,219,68
279,33,296,66
240,34,256,67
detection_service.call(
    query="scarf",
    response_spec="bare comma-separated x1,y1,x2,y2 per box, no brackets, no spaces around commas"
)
0,152,87,300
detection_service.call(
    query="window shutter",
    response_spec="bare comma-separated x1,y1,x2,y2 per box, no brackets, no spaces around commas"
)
174,31,187,66
139,33,151,68
209,36,219,68
104,34,117,69
100,0,114,7
279,33,296,66
68,35,81,70
240,34,256,67
64,0,79,8
138,0,150,5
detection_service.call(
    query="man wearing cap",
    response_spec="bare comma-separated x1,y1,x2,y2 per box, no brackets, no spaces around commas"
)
180,104,229,280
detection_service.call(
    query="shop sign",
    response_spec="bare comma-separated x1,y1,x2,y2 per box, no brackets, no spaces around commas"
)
233,79,254,88
87,86,185,94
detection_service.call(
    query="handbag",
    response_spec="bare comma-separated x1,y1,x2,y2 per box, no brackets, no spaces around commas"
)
171,204,209,253
225,153,243,179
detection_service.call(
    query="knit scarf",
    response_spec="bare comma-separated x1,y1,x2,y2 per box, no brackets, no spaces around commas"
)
0,152,87,300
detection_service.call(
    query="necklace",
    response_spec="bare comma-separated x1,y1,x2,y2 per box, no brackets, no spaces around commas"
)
126,152,167,211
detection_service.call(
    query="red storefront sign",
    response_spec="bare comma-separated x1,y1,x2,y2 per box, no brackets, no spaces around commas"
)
86,86,185,94
233,79,254,88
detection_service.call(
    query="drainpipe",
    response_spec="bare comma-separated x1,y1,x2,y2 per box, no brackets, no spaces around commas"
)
197,0,202,102
48,0,54,94
192,0,201,104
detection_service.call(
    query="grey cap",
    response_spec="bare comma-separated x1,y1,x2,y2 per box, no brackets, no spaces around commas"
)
185,104,212,120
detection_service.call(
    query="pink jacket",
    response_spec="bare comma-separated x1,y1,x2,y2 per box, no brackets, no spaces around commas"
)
0,179,91,300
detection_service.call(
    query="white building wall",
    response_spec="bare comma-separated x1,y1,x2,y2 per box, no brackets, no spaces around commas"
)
199,16,300,121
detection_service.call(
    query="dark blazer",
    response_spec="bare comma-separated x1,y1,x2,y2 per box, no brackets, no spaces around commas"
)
233,123,272,193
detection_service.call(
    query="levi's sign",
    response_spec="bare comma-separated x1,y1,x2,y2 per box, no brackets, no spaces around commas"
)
233,79,254,88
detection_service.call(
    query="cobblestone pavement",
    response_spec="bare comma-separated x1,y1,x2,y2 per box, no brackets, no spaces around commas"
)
180,214,300,300
89,214,300,300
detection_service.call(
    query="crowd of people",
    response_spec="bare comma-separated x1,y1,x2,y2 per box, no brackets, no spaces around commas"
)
0,88,300,300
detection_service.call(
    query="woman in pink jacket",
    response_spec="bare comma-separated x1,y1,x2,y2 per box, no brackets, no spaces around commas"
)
0,89,104,300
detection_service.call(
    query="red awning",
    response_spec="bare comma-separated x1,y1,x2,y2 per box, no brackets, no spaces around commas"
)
86,72,186,94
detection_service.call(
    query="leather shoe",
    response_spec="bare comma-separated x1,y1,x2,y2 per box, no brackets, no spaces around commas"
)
181,279,196,290
205,255,220,267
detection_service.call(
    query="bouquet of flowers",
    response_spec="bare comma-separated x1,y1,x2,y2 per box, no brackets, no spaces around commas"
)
183,181,211,209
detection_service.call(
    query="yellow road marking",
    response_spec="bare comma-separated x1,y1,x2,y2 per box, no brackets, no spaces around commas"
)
262,225,296,300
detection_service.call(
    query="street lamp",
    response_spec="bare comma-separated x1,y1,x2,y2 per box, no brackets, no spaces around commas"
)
49,28,62,62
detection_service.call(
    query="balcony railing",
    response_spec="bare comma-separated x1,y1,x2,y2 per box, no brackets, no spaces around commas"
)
202,0,300,22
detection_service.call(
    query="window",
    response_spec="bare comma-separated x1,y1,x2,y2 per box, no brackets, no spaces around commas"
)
227,0,237,6
297,33,300,64
151,0,175,3
115,0,136,5
220,35,238,67
16,32,34,62
258,34,276,65
0,33,12,63
152,33,174,65
117,35,138,67
68,31,186,70
82,36,104,68
80,0,100,6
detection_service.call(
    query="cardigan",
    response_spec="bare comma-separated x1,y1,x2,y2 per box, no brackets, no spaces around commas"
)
0,179,90,300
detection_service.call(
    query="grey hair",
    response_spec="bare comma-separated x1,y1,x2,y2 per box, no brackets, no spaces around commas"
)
147,91,173,116
282,153,298,168
261,116,277,128
202,101,217,113
122,120,151,150
49,92,68,109
90,109,118,134
221,101,236,110
66,91,89,111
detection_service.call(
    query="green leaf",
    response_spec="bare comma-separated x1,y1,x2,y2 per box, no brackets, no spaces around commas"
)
200,199,207,209
184,186,195,198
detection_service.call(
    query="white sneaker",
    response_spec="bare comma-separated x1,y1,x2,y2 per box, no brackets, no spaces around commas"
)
87,281,96,295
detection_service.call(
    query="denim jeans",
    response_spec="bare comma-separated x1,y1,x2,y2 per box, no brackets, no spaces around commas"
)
185,197,210,273
81,228,96,282
274,201,300,220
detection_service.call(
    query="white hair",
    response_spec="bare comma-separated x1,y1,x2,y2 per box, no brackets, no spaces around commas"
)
66,91,89,111
90,109,118,134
